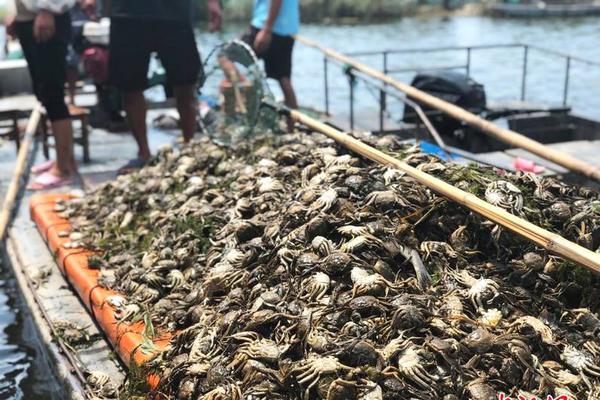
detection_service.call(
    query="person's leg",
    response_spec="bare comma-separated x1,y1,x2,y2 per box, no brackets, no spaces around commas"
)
45,15,76,176
66,66,77,105
173,85,197,143
109,18,152,161
279,77,298,109
49,119,76,176
122,90,151,160
19,14,77,178
157,21,201,143
265,34,297,130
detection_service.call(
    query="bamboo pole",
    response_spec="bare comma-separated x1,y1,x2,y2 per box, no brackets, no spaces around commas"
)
286,107,600,274
0,106,42,242
294,35,600,182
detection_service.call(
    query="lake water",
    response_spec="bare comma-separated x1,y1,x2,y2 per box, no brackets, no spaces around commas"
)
3,14,600,398
0,261,54,400
198,16,600,125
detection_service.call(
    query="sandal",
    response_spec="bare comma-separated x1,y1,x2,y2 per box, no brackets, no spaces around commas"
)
31,160,56,175
117,158,149,175
27,171,73,191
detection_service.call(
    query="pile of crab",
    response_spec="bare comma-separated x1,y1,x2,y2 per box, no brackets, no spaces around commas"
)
58,130,600,400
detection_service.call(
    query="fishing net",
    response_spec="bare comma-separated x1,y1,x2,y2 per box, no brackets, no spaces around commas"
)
202,40,283,146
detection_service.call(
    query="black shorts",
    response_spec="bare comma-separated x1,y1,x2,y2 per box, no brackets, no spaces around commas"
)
242,26,294,80
109,18,201,92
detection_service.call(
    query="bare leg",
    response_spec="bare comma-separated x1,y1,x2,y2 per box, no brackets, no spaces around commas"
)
279,77,298,131
48,118,76,177
123,90,151,160
173,84,197,143
66,66,77,105
279,77,298,109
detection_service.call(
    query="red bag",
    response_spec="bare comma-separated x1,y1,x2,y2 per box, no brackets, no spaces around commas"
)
82,47,109,84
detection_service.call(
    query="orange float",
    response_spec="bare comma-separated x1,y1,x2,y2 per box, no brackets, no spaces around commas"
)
30,194,170,386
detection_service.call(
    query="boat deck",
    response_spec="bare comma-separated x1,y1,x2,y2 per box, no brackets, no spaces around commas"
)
0,102,181,397
2,96,600,396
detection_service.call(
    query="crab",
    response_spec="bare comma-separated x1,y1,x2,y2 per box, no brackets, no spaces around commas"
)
337,225,370,237
301,272,331,302
453,270,500,310
189,327,218,363
241,359,282,386
382,167,403,185
258,177,285,193
277,247,297,272
310,188,338,213
419,241,458,260
301,164,320,187
341,234,383,253
227,332,288,371
465,379,498,400
383,344,437,389
312,236,335,256
166,269,186,289
485,180,524,213
114,303,141,322
478,308,503,328
561,345,600,387
202,261,249,295
509,315,556,345
86,370,117,398
542,360,582,387
363,190,407,209
293,354,353,398
350,267,396,297
306,327,336,353
198,383,243,400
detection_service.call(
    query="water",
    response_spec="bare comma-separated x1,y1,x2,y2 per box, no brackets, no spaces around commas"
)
3,14,600,398
0,261,49,400
197,16,600,124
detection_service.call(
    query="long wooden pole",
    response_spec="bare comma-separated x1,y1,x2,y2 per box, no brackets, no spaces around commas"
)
294,35,600,182
285,107,600,274
0,106,42,242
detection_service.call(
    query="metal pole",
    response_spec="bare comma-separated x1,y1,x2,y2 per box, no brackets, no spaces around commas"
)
380,52,388,133
379,89,385,133
348,69,355,130
324,57,330,115
521,45,529,101
563,57,571,107
466,47,471,77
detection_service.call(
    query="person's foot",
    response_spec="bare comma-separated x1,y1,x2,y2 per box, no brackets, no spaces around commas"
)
31,160,56,175
27,171,74,191
117,157,150,175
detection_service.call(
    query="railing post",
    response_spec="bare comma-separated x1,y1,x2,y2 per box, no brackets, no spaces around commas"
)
323,57,330,115
466,47,471,77
380,51,388,133
379,89,385,133
347,69,355,130
521,45,529,101
563,56,571,106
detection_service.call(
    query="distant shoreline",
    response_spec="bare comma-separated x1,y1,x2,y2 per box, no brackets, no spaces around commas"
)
195,0,490,23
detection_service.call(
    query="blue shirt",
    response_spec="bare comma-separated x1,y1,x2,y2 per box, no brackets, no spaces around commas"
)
251,0,300,36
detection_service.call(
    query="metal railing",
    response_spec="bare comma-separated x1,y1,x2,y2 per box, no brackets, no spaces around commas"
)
321,43,600,132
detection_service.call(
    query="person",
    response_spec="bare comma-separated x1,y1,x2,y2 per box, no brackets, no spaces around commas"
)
244,0,299,111
6,0,78,190
105,0,223,174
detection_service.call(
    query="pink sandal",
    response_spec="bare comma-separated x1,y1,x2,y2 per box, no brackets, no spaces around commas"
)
31,160,56,175
27,171,73,191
